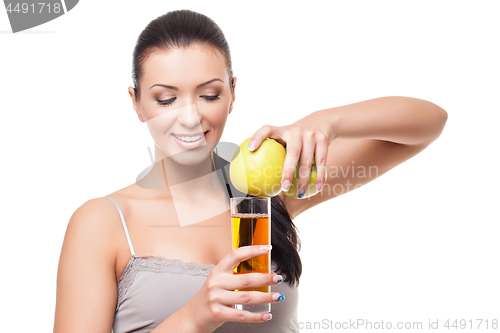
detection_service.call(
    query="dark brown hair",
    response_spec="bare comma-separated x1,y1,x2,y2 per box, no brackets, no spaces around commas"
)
132,9,234,101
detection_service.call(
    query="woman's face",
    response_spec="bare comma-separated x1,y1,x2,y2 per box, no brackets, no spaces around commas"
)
129,44,236,166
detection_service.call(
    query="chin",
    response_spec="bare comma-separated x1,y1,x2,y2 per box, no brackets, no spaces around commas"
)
163,146,212,166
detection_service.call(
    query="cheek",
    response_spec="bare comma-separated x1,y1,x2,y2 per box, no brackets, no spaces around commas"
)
206,97,231,125
140,102,164,122
205,106,229,130
145,110,178,136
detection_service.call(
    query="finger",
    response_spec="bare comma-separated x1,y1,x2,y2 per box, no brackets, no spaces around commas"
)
247,125,285,152
280,136,302,193
296,132,315,198
222,272,282,291
314,132,329,192
217,245,272,272
218,290,285,306
213,304,272,323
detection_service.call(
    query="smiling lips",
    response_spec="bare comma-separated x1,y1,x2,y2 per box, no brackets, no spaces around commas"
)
171,130,208,149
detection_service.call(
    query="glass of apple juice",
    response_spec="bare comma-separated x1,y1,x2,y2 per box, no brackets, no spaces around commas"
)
230,196,271,313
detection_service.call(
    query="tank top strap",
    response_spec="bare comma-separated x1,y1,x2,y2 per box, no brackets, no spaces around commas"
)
105,195,136,257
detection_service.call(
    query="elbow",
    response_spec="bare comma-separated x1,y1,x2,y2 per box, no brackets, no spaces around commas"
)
434,102,448,125
409,97,448,146
425,101,448,145
432,102,448,137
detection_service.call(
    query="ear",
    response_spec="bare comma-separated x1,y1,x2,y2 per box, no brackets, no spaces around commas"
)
128,86,146,123
228,77,237,115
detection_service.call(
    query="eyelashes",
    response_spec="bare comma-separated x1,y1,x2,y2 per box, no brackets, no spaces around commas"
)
156,95,221,107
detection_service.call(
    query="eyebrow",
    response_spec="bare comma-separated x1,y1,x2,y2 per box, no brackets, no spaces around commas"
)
149,78,224,90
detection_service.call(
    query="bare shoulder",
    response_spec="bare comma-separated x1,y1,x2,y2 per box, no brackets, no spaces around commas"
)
58,196,120,279
67,196,123,244
61,196,124,279
54,196,123,332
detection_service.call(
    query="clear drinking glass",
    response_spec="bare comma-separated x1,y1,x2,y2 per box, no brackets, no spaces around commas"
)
230,196,272,313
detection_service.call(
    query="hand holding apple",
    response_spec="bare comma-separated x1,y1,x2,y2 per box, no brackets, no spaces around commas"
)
229,137,327,198
229,116,332,199
243,117,333,198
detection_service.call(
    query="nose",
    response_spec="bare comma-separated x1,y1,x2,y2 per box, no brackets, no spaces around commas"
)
177,103,202,129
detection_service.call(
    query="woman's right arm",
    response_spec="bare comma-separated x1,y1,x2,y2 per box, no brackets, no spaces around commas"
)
52,197,200,333
53,198,119,333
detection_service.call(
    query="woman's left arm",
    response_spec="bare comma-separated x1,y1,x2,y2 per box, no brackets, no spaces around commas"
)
247,96,448,218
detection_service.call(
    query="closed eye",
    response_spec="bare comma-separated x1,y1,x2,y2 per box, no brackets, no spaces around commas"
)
156,95,220,107
202,95,221,102
156,97,176,106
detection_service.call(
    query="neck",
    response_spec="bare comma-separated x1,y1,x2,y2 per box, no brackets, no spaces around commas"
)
136,144,221,201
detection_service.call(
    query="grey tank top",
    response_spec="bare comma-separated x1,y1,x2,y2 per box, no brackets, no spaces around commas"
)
106,196,300,333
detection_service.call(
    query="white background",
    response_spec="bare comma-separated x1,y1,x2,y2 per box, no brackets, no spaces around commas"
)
1,1,499,332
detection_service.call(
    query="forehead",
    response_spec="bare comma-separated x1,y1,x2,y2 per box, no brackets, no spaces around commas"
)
141,45,228,88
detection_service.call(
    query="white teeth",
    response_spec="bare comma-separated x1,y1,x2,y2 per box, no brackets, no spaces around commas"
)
173,133,204,142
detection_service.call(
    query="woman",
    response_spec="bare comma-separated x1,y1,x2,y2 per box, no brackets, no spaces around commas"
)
53,9,448,333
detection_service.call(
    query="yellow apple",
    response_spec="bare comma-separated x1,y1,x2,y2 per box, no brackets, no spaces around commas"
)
229,137,286,197
229,137,328,199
